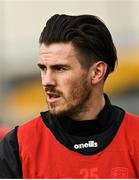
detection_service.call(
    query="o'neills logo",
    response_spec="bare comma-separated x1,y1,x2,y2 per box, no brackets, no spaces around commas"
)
74,140,98,149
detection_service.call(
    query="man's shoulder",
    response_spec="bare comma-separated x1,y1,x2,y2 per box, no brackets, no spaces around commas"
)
18,112,49,136
17,112,50,145
124,111,139,123
0,126,11,139
19,111,51,128
123,111,139,137
19,114,42,129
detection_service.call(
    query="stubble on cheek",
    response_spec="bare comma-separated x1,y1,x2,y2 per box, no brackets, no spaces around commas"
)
59,74,92,116
67,77,91,113
45,72,91,116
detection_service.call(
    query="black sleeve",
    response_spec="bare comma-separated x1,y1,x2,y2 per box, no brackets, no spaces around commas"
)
0,127,22,178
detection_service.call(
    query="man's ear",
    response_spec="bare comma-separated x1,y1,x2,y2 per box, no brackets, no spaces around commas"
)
90,61,108,85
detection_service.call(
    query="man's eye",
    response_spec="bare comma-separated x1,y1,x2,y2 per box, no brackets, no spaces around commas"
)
38,64,47,71
55,66,67,72
41,67,46,71
40,66,47,71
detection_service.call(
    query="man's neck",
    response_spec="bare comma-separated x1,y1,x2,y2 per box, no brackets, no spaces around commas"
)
69,94,105,121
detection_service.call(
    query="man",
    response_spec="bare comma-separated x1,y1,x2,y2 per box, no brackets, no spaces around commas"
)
0,14,139,178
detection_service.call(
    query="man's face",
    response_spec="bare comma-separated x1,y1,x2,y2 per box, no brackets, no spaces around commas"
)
38,42,92,117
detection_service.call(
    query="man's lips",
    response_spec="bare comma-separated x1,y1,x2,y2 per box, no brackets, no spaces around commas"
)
46,92,61,102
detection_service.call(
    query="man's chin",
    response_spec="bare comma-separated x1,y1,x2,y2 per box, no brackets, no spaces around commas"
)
47,101,78,116
48,104,65,115
48,105,78,117
48,105,72,116
49,108,66,116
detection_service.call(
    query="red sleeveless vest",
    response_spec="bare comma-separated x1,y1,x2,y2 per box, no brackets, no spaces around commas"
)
17,112,139,178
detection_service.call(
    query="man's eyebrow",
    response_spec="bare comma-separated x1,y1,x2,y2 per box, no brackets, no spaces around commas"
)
37,63,46,68
37,63,71,70
52,64,70,67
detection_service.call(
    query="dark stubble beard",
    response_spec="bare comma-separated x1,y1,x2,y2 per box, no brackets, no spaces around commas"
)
62,78,92,118
46,74,92,118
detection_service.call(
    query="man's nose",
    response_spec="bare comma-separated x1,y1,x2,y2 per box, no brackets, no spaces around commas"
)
41,71,56,87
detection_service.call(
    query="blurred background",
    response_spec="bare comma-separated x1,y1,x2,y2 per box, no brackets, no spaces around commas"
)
0,0,139,128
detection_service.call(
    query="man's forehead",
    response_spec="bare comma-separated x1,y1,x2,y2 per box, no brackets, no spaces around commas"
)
39,42,78,57
38,42,81,66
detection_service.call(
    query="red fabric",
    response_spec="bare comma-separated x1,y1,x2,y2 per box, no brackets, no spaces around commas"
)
18,112,139,178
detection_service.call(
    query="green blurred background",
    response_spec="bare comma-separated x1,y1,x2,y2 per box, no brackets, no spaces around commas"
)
0,0,139,127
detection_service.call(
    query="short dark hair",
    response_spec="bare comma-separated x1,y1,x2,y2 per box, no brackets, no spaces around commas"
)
39,14,117,78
